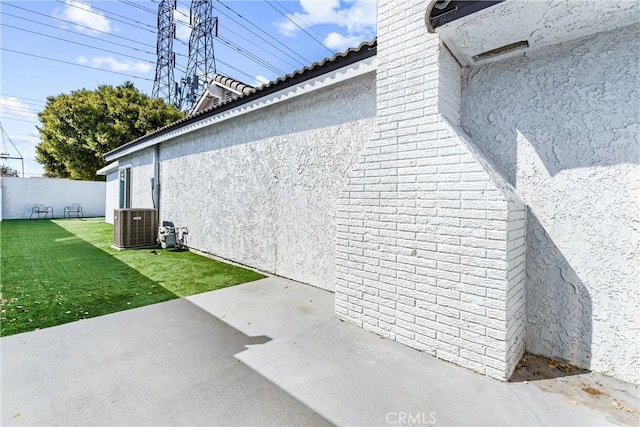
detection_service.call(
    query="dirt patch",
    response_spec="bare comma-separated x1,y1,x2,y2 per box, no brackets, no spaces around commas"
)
511,353,639,426
583,387,605,396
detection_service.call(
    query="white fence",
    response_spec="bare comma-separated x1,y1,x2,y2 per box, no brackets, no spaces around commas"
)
0,177,105,221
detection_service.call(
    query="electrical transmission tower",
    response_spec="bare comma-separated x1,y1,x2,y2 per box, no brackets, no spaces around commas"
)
152,0,176,106
178,0,218,110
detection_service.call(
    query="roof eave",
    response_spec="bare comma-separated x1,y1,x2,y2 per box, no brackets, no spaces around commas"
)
426,0,504,33
105,39,376,160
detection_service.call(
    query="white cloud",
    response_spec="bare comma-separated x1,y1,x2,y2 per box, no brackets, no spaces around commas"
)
173,6,192,42
0,97,38,122
0,99,42,175
276,0,376,51
77,56,152,73
254,75,270,87
1,131,43,177
324,32,365,51
53,0,111,35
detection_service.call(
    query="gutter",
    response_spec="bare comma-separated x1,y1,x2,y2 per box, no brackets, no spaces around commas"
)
96,161,119,176
426,0,504,33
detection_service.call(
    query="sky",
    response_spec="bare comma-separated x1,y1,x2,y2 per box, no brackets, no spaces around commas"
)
0,0,376,177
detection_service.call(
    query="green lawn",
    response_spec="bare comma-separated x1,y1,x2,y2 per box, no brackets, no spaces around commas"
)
0,218,265,336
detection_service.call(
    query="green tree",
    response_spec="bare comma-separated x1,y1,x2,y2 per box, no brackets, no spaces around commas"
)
36,82,184,180
1,165,19,177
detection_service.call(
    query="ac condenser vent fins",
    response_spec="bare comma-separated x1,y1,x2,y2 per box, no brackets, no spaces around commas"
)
113,208,158,249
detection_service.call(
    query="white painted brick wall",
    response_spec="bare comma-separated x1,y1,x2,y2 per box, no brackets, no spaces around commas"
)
336,0,527,380
505,201,527,377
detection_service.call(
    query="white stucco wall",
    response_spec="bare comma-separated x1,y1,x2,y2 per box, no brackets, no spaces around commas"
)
461,24,640,383
126,147,156,211
104,171,119,224
0,177,105,220
120,72,376,290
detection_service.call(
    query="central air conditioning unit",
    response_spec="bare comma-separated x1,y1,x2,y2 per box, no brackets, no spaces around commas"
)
113,208,158,249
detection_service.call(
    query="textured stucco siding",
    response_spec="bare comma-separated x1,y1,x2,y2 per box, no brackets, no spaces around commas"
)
124,147,155,211
336,0,527,381
154,73,376,289
104,171,119,224
461,24,640,383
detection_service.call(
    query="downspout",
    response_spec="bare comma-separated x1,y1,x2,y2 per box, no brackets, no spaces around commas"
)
152,145,160,221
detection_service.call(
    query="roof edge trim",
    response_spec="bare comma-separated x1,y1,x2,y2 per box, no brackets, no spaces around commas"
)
96,161,119,175
105,39,376,160
426,0,504,33
104,55,376,162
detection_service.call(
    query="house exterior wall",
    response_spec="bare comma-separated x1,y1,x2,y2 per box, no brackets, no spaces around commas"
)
104,171,119,224
335,0,527,380
461,24,640,383
125,147,155,211
121,72,376,290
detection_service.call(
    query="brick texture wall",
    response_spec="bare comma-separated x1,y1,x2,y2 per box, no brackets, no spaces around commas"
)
335,0,527,380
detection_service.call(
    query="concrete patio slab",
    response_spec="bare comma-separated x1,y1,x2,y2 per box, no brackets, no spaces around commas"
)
1,277,636,426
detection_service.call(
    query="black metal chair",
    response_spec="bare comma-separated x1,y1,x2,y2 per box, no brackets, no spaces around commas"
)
30,204,53,219
64,203,83,218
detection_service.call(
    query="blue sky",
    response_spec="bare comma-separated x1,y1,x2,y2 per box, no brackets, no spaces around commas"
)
0,0,376,177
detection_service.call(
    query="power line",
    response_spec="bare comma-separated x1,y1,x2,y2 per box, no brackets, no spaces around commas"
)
0,117,38,124
177,1,191,11
175,0,308,72
216,35,285,75
2,23,156,64
0,93,46,106
220,23,300,70
120,0,157,15
216,60,258,85
0,111,38,121
213,0,311,66
54,0,156,33
264,0,334,55
2,3,154,48
0,12,157,57
173,6,190,19
0,114,38,123
273,0,326,41
153,0,177,106
0,104,42,114
179,0,219,110
0,48,154,81
0,94,45,105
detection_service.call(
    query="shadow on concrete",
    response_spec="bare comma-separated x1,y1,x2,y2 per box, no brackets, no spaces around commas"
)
0,294,332,426
521,212,592,376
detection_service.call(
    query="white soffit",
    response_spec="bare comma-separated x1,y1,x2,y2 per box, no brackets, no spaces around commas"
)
105,56,377,161
96,161,119,176
435,0,639,66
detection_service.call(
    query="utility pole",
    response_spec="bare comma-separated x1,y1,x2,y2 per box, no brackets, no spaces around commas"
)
0,121,25,177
